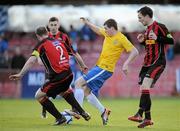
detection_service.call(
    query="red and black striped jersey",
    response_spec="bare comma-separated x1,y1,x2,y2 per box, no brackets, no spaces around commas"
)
48,31,76,56
142,21,174,66
32,37,70,75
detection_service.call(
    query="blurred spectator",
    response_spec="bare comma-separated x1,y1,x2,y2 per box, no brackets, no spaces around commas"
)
121,26,132,43
80,24,96,41
166,45,174,61
68,24,78,51
0,50,9,68
0,6,8,34
173,38,180,55
0,33,8,54
11,47,26,69
68,25,78,42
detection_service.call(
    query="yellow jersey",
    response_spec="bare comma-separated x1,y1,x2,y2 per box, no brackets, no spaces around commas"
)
96,28,134,72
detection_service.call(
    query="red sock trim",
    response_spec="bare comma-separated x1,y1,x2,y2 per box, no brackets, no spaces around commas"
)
39,97,48,104
141,89,150,94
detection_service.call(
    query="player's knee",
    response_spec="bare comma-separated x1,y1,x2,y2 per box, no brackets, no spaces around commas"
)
140,84,150,90
84,87,91,96
35,94,45,103
75,77,84,89
34,89,43,100
74,80,81,88
34,92,40,100
141,77,153,89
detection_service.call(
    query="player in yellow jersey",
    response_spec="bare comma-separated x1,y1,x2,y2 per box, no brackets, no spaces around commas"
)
66,18,139,125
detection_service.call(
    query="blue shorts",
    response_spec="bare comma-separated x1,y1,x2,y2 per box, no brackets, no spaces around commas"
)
83,66,113,96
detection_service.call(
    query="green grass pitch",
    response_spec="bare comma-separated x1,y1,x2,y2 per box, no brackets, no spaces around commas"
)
1,98,180,131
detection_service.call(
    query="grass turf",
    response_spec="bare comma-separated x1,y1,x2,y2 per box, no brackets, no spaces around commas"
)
0,98,180,131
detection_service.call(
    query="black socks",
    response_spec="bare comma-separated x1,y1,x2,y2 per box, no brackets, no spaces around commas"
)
40,97,62,119
63,91,85,114
137,89,151,120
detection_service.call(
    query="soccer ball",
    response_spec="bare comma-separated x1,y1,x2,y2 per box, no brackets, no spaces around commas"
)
61,111,73,124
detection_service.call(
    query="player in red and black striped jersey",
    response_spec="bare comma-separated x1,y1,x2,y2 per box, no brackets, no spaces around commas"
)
47,17,88,76
40,17,88,119
139,21,173,67
33,37,70,76
128,6,174,128
9,26,90,125
48,22,75,56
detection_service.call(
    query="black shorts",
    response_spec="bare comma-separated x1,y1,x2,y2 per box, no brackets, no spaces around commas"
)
138,61,165,87
41,69,73,99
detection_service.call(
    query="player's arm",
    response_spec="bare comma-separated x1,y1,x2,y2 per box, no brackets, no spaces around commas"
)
73,52,88,74
63,36,88,73
122,47,139,75
18,55,37,76
124,47,139,64
80,17,101,36
9,55,38,80
157,34,174,44
149,25,174,45
157,25,174,45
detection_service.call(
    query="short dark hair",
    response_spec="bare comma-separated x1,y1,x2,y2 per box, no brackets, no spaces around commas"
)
103,19,118,30
137,6,153,18
35,26,48,36
49,17,59,22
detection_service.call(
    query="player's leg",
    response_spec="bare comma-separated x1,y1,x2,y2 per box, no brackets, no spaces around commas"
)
73,66,112,125
61,88,81,119
35,88,66,125
84,87,105,115
73,76,87,106
84,86,111,125
61,88,90,121
137,65,165,128
41,73,48,118
74,88,84,106
41,104,47,118
128,76,154,126
128,66,147,122
75,70,108,116
137,77,154,128
82,66,112,125
64,76,86,119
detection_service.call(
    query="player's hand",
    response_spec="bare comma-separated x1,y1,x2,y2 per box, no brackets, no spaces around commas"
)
9,73,22,80
81,65,88,74
148,30,157,40
137,33,145,43
122,63,129,75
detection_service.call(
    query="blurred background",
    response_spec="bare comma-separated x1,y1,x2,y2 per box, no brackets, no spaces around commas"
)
0,0,180,99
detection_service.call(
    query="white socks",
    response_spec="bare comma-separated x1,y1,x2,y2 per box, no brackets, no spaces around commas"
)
74,88,105,114
86,92,105,114
74,88,84,106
